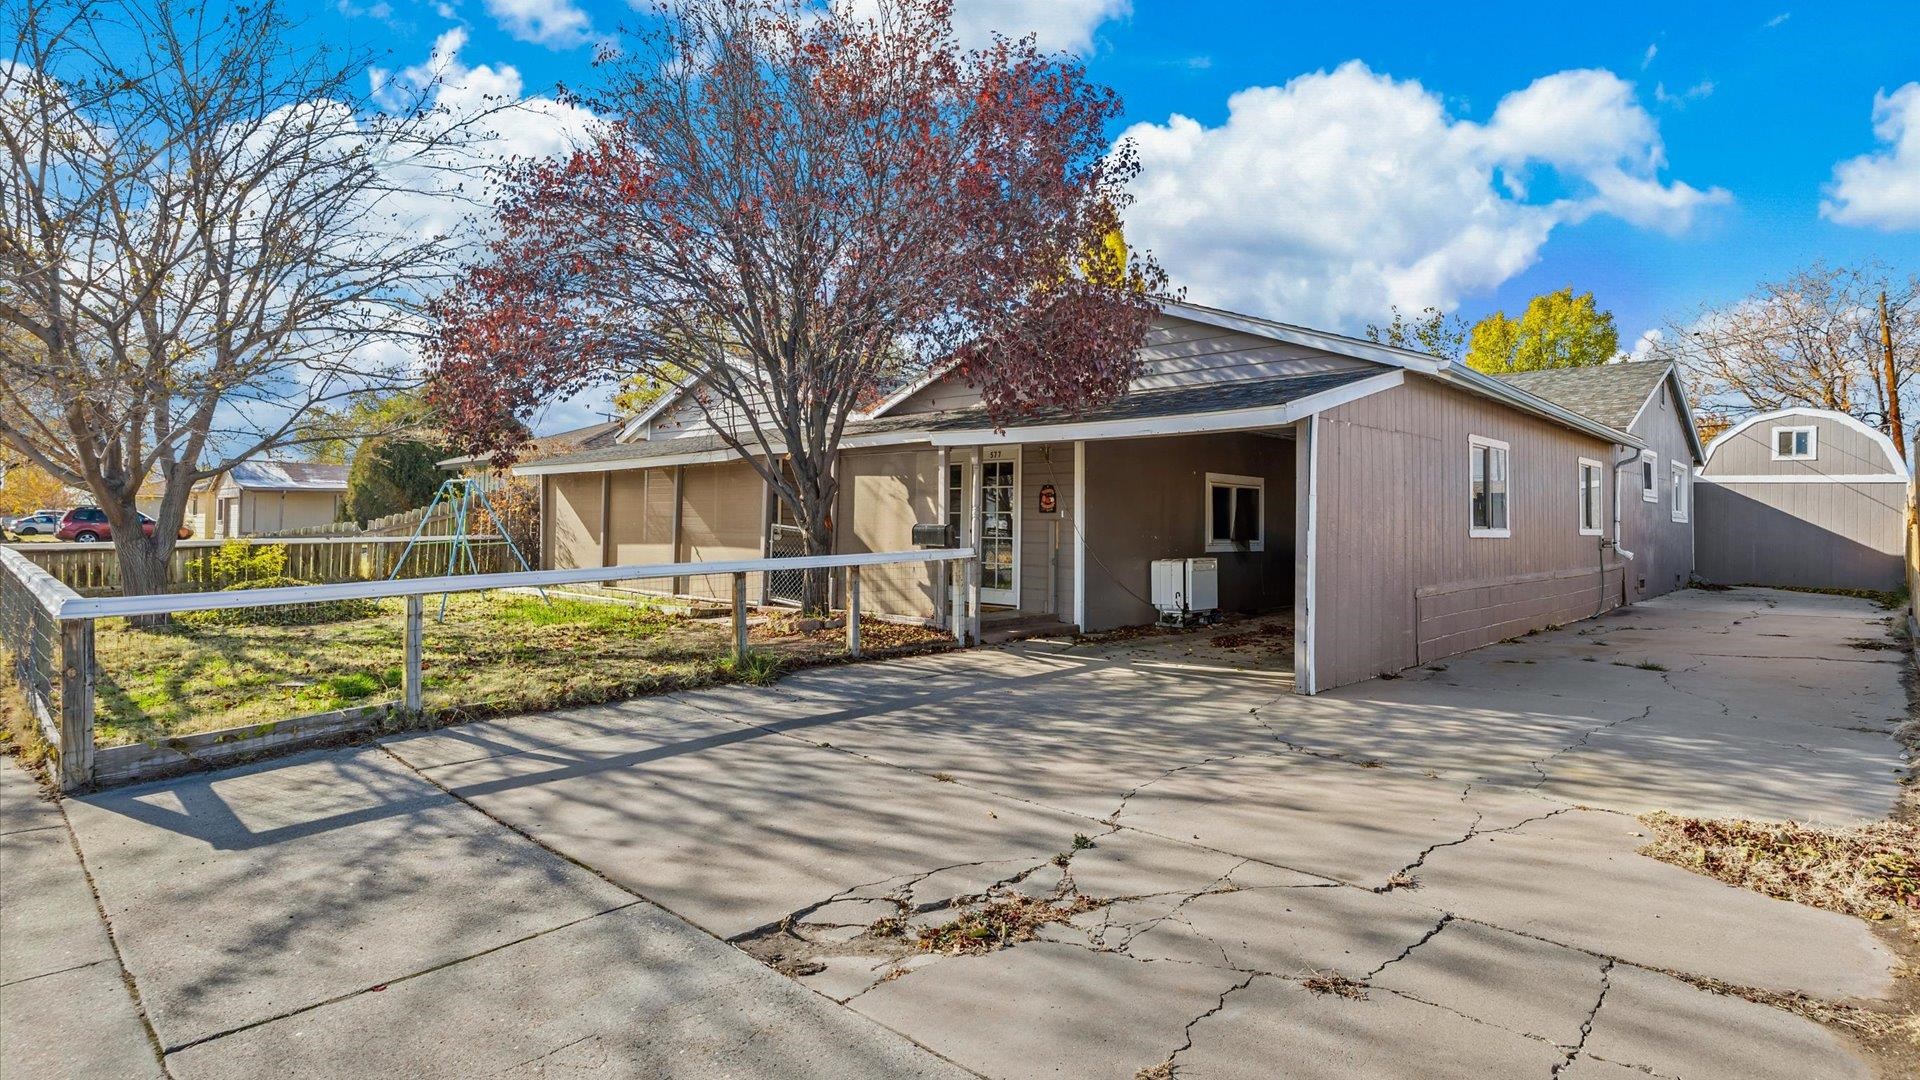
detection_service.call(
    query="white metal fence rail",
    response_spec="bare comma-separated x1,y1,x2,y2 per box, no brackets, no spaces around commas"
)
0,545,978,790
14,535,520,594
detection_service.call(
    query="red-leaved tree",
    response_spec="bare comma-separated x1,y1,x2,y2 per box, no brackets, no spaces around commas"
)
428,0,1166,612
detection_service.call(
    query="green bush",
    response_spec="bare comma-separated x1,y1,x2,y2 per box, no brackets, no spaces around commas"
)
176,576,382,628
190,539,288,588
344,437,452,524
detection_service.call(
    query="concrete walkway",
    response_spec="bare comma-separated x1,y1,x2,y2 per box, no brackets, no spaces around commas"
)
1,587,1911,1078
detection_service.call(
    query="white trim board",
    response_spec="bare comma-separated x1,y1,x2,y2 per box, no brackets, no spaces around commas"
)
1696,474,1910,485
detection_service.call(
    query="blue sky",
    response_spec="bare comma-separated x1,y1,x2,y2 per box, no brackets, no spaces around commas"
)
317,0,1919,430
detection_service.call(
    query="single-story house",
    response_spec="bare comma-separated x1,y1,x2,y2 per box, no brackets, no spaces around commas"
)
514,301,1669,694
1490,361,1706,600
1694,407,1910,591
206,461,348,538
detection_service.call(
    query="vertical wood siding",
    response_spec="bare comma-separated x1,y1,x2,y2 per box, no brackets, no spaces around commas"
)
1706,415,1903,476
677,460,766,599
1082,432,1295,630
1694,481,1906,591
546,473,604,570
1622,380,1698,599
1018,442,1077,619
836,447,942,618
1311,376,1622,688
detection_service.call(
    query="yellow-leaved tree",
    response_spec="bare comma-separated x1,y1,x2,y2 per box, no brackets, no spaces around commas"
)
1466,288,1620,373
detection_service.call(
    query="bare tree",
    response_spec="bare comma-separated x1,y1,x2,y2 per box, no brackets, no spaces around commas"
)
1651,262,1917,442
0,0,493,601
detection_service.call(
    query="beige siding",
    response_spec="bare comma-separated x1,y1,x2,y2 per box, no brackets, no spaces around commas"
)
1083,432,1295,630
837,447,942,618
1622,378,1698,599
546,472,605,570
678,460,765,599
1310,376,1623,688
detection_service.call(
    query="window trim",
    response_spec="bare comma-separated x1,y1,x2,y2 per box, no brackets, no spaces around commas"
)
1204,472,1265,553
1670,462,1689,523
1641,451,1660,502
1577,457,1604,536
1771,425,1817,461
1468,435,1512,539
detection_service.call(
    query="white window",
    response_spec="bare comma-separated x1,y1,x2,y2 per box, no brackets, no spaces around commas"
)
1772,425,1816,460
1641,451,1659,502
1205,473,1264,552
1577,458,1603,536
1469,436,1510,538
1670,462,1689,523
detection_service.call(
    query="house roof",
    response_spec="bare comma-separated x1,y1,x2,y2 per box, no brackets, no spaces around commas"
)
438,417,627,470
514,370,1388,475
1489,362,1705,463
224,460,348,491
1701,406,1909,477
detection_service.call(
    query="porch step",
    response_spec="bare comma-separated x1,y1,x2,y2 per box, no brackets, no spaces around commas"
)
979,616,1077,646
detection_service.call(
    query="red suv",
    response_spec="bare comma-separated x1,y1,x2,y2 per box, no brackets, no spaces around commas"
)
55,507,185,542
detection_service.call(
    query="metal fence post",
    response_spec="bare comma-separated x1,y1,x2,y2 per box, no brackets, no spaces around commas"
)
58,619,94,791
732,572,749,660
846,565,861,657
404,595,424,714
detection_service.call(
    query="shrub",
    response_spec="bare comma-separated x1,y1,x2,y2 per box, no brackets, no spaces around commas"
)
190,539,287,588
176,576,382,628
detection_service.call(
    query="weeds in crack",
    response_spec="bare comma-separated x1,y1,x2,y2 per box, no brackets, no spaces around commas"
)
1300,970,1370,999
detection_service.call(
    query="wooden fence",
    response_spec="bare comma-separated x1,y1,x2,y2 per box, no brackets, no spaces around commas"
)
10,536,521,596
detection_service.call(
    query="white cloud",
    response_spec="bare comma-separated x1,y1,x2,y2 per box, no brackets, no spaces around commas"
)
841,0,1127,55
1821,82,1920,231
1653,79,1713,107
1117,62,1729,330
1641,44,1657,70
1623,327,1663,362
1765,12,1790,28
485,0,595,49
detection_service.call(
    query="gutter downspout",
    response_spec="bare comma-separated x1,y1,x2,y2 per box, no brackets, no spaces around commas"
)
1611,447,1641,563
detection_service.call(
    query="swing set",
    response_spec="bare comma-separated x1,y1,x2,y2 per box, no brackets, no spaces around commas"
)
388,478,546,620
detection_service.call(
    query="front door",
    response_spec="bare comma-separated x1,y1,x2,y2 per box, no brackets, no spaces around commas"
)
978,448,1019,606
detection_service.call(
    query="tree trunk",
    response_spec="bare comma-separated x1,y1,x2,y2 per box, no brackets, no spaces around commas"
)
800,516,833,617
100,491,180,625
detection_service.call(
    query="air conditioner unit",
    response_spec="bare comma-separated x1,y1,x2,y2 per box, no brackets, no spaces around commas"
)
1150,557,1220,626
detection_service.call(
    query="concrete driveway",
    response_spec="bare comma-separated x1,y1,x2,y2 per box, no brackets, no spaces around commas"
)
2,587,1911,1078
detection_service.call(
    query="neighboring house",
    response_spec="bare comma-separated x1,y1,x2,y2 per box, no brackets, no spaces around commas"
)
513,301,1654,695
1694,408,1909,591
1491,362,1706,600
206,461,348,538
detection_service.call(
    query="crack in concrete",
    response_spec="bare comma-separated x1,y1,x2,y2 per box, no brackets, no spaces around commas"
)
1552,959,1613,1076
1378,806,1580,892
1366,913,1452,979
1527,706,1656,791
1159,970,1264,1073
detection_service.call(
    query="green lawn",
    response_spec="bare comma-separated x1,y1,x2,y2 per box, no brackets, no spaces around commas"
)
91,594,731,745
87,592,948,746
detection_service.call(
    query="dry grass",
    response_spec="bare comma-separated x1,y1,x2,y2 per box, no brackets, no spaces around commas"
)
914,894,1104,956
1637,812,1919,921
1299,970,1370,999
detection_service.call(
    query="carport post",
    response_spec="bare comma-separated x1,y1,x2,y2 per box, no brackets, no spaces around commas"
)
846,565,862,657
731,572,749,659
58,618,94,791
403,595,423,714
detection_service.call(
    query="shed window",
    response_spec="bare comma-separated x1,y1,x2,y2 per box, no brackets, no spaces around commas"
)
1205,473,1263,552
1641,452,1659,502
1577,459,1603,536
1670,463,1689,523
1469,436,1510,538
1772,426,1816,460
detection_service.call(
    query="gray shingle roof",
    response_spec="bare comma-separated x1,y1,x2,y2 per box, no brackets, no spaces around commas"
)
1489,363,1673,431
520,369,1377,472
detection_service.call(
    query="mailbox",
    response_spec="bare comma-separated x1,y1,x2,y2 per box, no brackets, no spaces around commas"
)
912,523,954,548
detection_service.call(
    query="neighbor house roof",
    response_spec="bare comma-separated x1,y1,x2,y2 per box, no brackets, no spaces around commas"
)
223,460,348,492
438,417,628,470
1490,362,1706,463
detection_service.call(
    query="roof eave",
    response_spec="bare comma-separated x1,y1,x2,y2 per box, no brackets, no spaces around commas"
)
1435,364,1643,447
